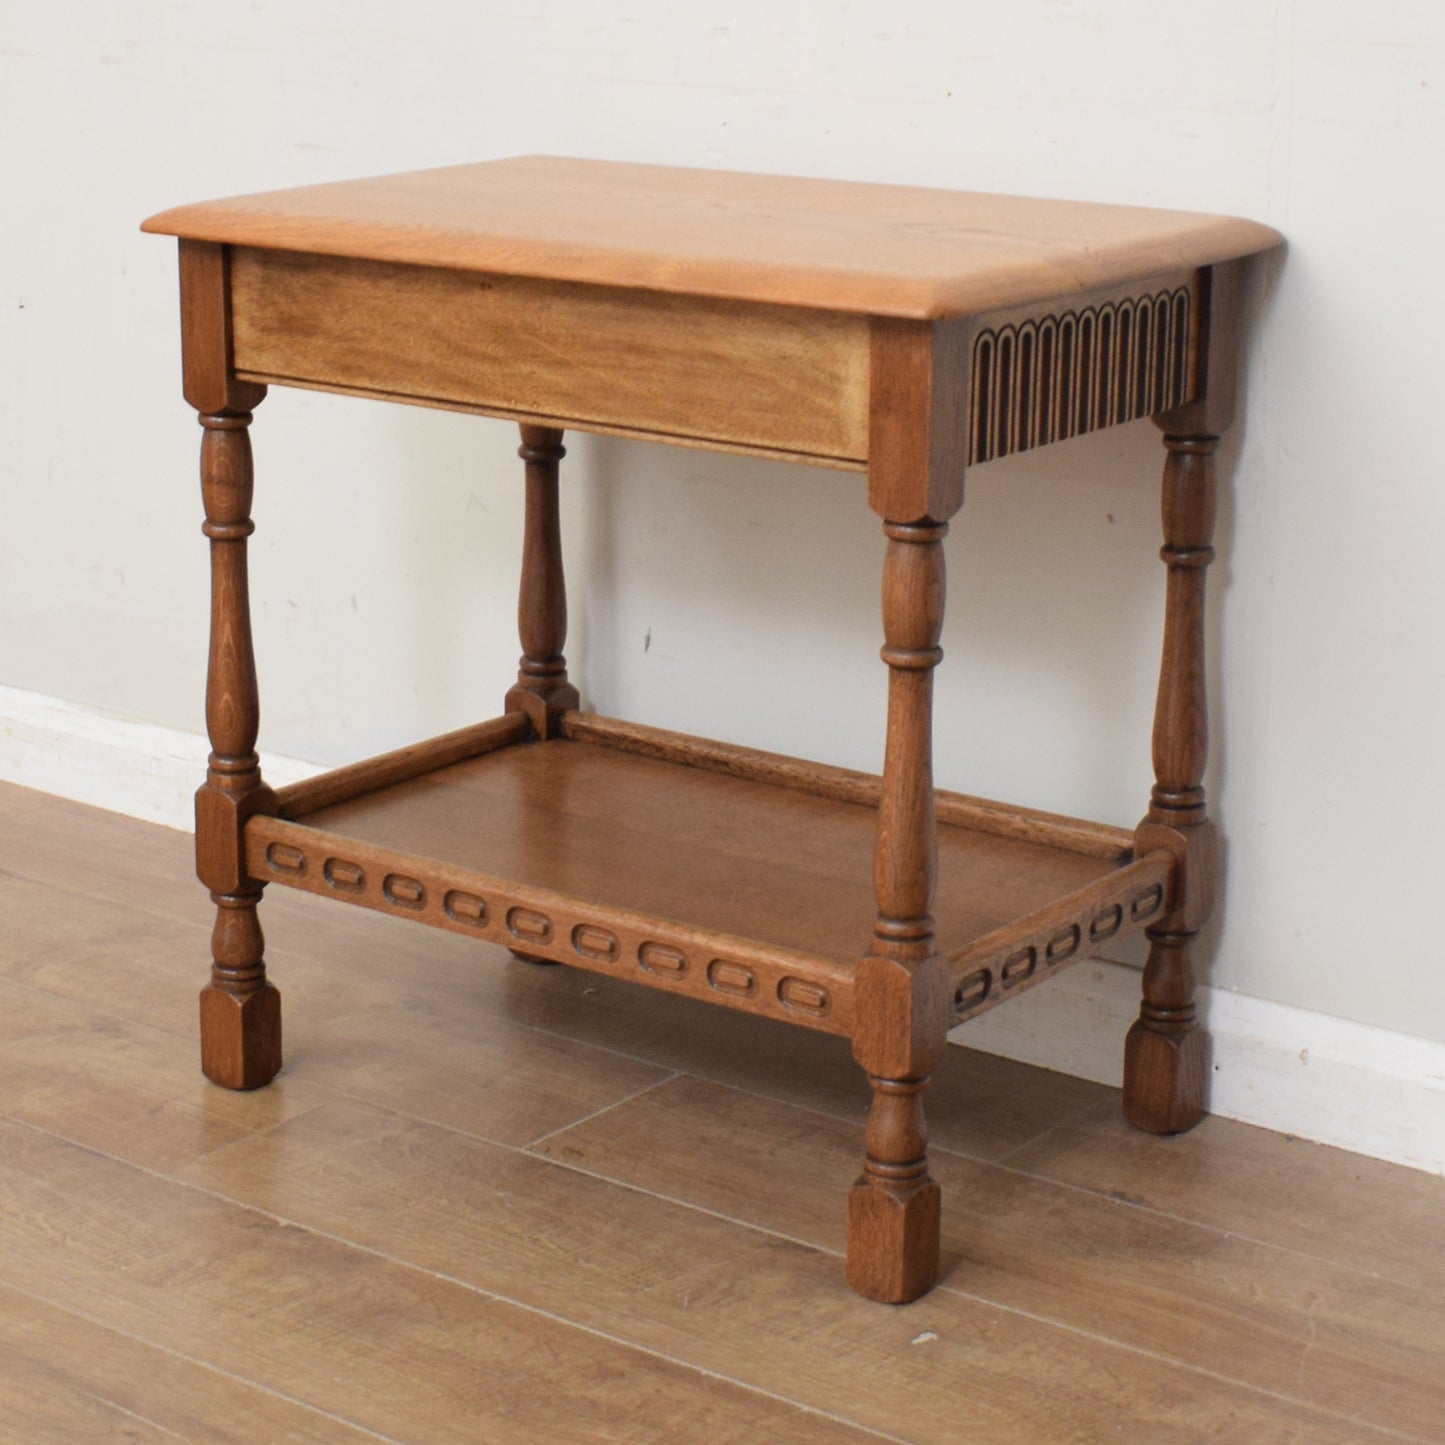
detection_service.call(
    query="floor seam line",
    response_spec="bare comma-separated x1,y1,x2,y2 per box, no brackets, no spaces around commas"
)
446,1140,1431,1443
458,1291,915,1444
522,1070,682,1150
0,1274,403,1444
979,1151,1439,1289
49,1385,193,1445
0,1064,1427,1441
0,977,1426,1296
527,1070,1441,1296
1,1113,905,1444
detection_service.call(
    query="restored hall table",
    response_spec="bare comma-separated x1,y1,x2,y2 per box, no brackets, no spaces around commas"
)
143,158,1280,1303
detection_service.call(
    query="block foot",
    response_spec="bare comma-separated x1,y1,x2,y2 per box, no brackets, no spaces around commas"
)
199,982,282,1090
846,1175,941,1304
1122,1018,1206,1134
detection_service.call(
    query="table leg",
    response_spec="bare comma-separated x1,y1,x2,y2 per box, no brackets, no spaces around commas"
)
195,407,281,1089
504,423,580,967
847,519,952,1304
504,424,580,738
1125,432,1220,1132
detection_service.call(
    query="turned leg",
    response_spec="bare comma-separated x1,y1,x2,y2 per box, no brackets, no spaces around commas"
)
504,424,578,966
847,520,952,1304
504,424,580,739
1124,432,1220,1132
195,408,281,1089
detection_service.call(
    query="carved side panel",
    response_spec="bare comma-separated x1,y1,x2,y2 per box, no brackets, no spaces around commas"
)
952,878,1166,1023
947,855,1173,1025
969,283,1196,464
244,818,854,1038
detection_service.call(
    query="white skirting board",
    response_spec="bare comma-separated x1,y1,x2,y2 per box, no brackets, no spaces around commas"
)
0,684,320,830
4,682,1443,1178
956,959,1445,1176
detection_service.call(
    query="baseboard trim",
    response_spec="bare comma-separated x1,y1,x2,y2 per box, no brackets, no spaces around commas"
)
5,683,1442,1177
0,683,320,831
955,955,1445,1176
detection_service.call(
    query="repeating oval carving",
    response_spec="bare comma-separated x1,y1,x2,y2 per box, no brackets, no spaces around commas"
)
777,977,830,1015
955,968,992,1011
1130,884,1165,922
443,889,488,926
1001,947,1036,988
383,873,426,909
1045,924,1081,965
266,842,306,876
1089,904,1123,943
638,942,687,978
571,923,619,962
707,959,756,998
323,857,365,892
506,906,552,944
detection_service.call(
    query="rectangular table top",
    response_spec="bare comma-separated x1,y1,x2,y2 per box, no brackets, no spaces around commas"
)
142,156,1280,321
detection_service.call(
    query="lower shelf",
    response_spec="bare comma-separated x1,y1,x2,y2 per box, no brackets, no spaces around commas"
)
246,717,1170,1038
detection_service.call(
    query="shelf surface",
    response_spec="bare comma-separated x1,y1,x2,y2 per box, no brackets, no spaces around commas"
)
295,737,1117,966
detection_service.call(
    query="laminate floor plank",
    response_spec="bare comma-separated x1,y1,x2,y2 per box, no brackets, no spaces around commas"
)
276,914,1106,1161
0,783,199,910
0,828,679,1153
0,975,328,1173
0,1119,878,1444
0,868,211,1038
178,1097,1401,1443
0,844,535,1055
489,961,1116,1162
0,1280,380,1443
0,1371,178,1445
532,1073,1445,1441
1005,1108,1445,1296
270,975,675,1148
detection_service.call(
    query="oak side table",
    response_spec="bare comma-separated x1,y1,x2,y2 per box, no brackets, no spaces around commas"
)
144,158,1280,1303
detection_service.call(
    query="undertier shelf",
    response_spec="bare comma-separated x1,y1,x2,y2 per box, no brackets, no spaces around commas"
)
245,718,1170,1038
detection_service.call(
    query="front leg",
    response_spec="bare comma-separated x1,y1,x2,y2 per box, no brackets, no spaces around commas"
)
847,519,952,1304
195,406,281,1089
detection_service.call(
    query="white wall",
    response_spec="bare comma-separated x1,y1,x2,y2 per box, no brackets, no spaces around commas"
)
4,2,1444,1059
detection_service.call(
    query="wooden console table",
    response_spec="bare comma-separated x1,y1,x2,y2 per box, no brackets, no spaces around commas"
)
144,158,1280,1303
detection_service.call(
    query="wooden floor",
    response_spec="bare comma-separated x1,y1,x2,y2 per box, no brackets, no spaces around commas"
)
1,782,1442,1443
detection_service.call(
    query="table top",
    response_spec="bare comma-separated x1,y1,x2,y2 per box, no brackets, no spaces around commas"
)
143,156,1281,322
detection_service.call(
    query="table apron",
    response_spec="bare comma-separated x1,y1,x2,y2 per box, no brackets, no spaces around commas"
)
229,247,872,466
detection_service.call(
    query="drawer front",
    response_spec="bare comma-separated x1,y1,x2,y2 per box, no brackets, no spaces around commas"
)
229,248,871,466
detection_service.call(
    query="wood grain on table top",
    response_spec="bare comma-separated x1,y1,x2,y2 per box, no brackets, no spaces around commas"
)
142,155,1282,320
